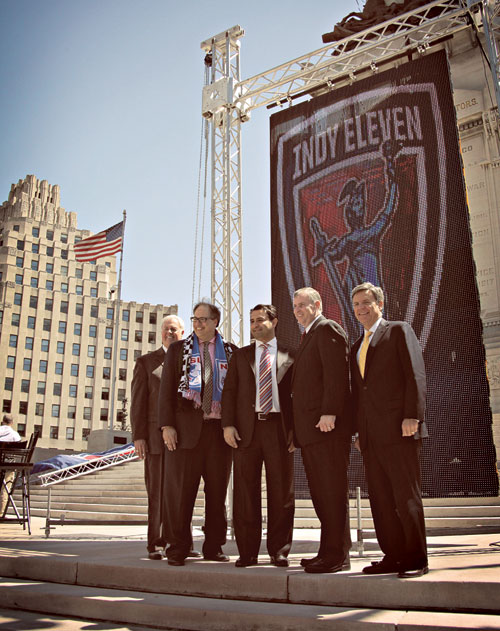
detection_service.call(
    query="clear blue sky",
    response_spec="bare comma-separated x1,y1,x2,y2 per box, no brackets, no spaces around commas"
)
0,0,359,342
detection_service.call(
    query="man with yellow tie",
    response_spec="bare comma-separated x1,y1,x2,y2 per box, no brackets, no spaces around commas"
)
350,282,428,579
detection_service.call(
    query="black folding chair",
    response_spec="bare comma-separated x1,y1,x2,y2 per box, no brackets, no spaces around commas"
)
0,431,39,534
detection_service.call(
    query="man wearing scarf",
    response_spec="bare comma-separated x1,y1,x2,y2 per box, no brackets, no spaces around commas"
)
158,301,237,566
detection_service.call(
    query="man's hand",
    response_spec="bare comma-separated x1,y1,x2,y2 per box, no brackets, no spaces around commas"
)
162,426,178,451
134,439,147,460
316,414,336,432
402,418,419,437
223,426,241,449
287,430,296,453
354,436,361,452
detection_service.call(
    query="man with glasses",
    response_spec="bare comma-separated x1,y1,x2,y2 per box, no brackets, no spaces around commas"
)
158,301,236,566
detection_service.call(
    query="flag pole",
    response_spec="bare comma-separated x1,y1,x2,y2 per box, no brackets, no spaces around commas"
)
109,210,127,431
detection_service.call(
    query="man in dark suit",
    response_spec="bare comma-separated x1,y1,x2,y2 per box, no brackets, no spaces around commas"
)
350,282,428,578
291,287,352,573
222,304,295,568
131,314,186,560
158,301,236,566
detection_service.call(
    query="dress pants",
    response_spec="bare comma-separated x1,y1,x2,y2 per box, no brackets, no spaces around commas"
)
144,452,166,552
301,433,351,564
232,416,294,560
363,438,427,570
164,421,231,558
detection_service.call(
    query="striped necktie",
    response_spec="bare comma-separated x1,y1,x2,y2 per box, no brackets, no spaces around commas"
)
259,343,273,414
358,330,372,379
202,342,213,415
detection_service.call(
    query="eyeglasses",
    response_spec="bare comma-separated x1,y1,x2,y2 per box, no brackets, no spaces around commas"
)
190,316,213,324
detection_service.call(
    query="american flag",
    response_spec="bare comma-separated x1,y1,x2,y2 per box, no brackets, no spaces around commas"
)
74,221,123,262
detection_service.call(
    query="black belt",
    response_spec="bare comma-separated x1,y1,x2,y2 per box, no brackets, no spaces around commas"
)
255,412,280,421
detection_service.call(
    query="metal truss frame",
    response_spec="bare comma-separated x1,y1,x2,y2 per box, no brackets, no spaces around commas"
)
201,1,499,344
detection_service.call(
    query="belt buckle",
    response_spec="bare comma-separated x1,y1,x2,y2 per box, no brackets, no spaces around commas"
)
257,412,267,421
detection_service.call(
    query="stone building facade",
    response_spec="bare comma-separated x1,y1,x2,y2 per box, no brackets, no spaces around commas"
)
0,175,176,451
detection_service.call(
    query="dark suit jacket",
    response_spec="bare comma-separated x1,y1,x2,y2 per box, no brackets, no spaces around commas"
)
350,319,428,450
158,338,238,449
130,347,165,455
291,315,350,447
221,342,294,448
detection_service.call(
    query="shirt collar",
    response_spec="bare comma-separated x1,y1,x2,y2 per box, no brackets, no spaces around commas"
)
305,313,322,334
257,337,277,350
367,317,383,335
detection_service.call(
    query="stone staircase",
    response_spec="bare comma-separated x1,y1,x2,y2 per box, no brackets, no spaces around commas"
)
12,458,500,532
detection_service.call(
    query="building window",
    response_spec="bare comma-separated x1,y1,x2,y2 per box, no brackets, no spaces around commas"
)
72,343,80,356
100,408,108,421
90,271,97,281
120,349,128,361
74,322,82,335
82,428,90,441
46,229,54,240
39,360,48,373
85,386,93,399
68,406,76,419
118,389,126,401
71,364,79,377
61,233,68,244
45,298,53,311
46,262,54,274
136,311,143,323
13,224,20,232
90,287,97,297
32,243,39,254
15,293,23,306
7,356,15,369
4,378,13,391
60,301,68,314
104,347,112,359
61,282,68,293
34,424,42,438
122,309,130,322
55,362,63,375
86,365,94,378
32,227,39,237
83,408,92,421
53,383,62,396
103,367,110,380
135,331,143,342
90,305,98,318
58,321,67,333
89,325,97,338
23,358,32,371
101,388,109,401
11,313,20,326
43,318,51,331
31,259,39,271
27,316,36,329
76,285,83,295
75,268,83,279
119,368,127,381
76,303,83,316
9,334,18,348
45,280,54,291
41,339,49,352
69,384,78,398
46,245,54,256
2,400,12,413
51,404,60,418
87,345,96,358
149,313,157,325
29,295,37,308
35,403,44,416
50,426,59,439
121,329,129,341
148,332,156,343
21,379,30,394
57,341,65,354
105,327,113,339
16,256,23,267
107,307,114,320
30,277,38,288
61,265,68,276
37,382,46,395
17,239,25,250
19,401,28,415
15,273,23,285
66,427,75,440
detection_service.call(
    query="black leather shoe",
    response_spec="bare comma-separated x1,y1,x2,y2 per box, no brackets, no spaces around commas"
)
187,550,202,558
300,556,318,567
398,565,429,578
302,555,350,570
270,554,289,567
148,551,163,560
304,558,345,573
204,551,230,562
362,559,400,574
235,557,258,567
167,557,185,566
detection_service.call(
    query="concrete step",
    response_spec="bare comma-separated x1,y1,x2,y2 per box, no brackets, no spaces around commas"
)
2,576,500,631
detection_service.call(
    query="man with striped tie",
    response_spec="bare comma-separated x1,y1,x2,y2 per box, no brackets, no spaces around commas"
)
222,304,295,568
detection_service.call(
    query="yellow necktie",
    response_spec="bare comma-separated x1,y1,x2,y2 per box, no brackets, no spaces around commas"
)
358,330,372,378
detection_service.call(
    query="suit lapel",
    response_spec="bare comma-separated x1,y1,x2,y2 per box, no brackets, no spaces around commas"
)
276,348,292,383
152,347,166,379
243,344,256,375
292,315,324,382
